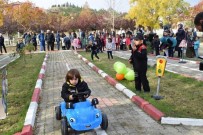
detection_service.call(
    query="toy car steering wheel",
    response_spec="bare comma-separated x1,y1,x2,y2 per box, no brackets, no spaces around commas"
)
72,91,89,100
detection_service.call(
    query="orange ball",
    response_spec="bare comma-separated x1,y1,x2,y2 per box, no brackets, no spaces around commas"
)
116,73,124,80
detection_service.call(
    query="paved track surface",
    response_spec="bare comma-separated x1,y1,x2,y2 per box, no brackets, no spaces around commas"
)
33,51,203,135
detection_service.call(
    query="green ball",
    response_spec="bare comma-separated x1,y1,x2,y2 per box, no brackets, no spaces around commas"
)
124,69,135,81
115,62,126,74
113,61,122,71
125,67,131,74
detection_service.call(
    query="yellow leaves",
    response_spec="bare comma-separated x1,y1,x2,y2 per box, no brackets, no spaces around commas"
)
0,13,3,26
127,0,190,29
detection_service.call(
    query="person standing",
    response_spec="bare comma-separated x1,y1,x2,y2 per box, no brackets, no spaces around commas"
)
32,32,37,51
72,33,79,53
45,30,54,51
193,36,200,58
56,32,61,50
51,31,55,51
175,24,185,58
106,38,113,60
152,35,160,56
0,33,7,54
129,34,150,93
90,41,100,61
38,30,46,51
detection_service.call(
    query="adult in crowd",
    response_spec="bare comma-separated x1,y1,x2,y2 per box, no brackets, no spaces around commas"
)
32,32,37,51
175,24,186,58
185,28,195,58
25,31,32,45
45,30,55,51
56,32,61,50
38,30,46,51
0,33,7,54
63,34,71,50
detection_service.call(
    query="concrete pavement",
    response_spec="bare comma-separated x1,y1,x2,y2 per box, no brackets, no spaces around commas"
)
33,50,202,135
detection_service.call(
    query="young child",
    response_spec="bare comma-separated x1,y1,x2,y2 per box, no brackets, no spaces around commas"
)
90,41,100,61
61,69,91,103
106,38,113,60
193,37,200,58
16,39,25,52
129,34,150,93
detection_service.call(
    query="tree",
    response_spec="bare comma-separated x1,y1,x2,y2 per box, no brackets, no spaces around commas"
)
127,0,189,30
0,0,6,26
183,1,203,28
12,2,46,32
77,8,101,31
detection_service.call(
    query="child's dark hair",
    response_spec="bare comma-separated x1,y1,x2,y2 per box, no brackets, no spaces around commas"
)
108,38,112,42
154,35,159,38
65,69,81,82
194,12,203,25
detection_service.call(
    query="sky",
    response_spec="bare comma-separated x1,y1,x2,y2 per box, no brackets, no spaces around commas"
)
9,0,201,13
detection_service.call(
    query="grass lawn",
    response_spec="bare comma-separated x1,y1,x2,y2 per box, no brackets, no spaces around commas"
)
0,53,45,135
79,51,203,119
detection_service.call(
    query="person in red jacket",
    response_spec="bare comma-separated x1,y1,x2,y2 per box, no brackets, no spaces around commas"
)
129,34,150,93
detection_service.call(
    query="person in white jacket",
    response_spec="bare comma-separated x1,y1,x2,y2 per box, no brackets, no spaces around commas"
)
106,38,113,60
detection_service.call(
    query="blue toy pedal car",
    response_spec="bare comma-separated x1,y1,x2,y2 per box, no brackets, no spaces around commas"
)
55,92,108,135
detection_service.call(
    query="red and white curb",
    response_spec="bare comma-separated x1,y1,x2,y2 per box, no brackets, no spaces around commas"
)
76,52,203,126
15,54,48,135
161,117,203,126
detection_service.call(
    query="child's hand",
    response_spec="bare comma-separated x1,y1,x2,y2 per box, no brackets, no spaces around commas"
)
128,59,132,64
84,94,89,98
69,95,74,100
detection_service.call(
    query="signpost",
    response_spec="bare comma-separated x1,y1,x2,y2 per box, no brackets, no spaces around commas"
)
0,67,8,119
152,55,167,100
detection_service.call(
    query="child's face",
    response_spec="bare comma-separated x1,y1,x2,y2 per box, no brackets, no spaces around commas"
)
134,39,143,45
69,77,78,86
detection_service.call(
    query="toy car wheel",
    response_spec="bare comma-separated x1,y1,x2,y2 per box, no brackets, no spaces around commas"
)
61,118,69,135
100,113,108,130
55,106,61,120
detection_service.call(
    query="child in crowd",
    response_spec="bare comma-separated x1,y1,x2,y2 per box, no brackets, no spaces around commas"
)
106,38,113,60
90,41,100,61
193,36,200,58
61,69,91,103
16,39,25,52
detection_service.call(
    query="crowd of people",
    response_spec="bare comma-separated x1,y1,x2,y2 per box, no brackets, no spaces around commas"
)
0,24,201,60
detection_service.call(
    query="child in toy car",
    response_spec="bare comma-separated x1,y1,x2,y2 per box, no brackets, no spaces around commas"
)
61,68,91,103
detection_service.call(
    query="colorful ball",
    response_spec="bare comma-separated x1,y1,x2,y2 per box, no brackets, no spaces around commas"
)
116,73,125,80
114,62,126,74
124,70,135,81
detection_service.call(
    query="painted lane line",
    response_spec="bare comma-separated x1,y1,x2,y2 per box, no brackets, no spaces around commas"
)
95,127,108,135
0,55,9,61
66,63,70,71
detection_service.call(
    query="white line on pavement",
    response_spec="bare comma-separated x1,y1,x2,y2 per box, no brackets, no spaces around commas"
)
66,63,70,71
95,127,108,135
0,56,9,62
